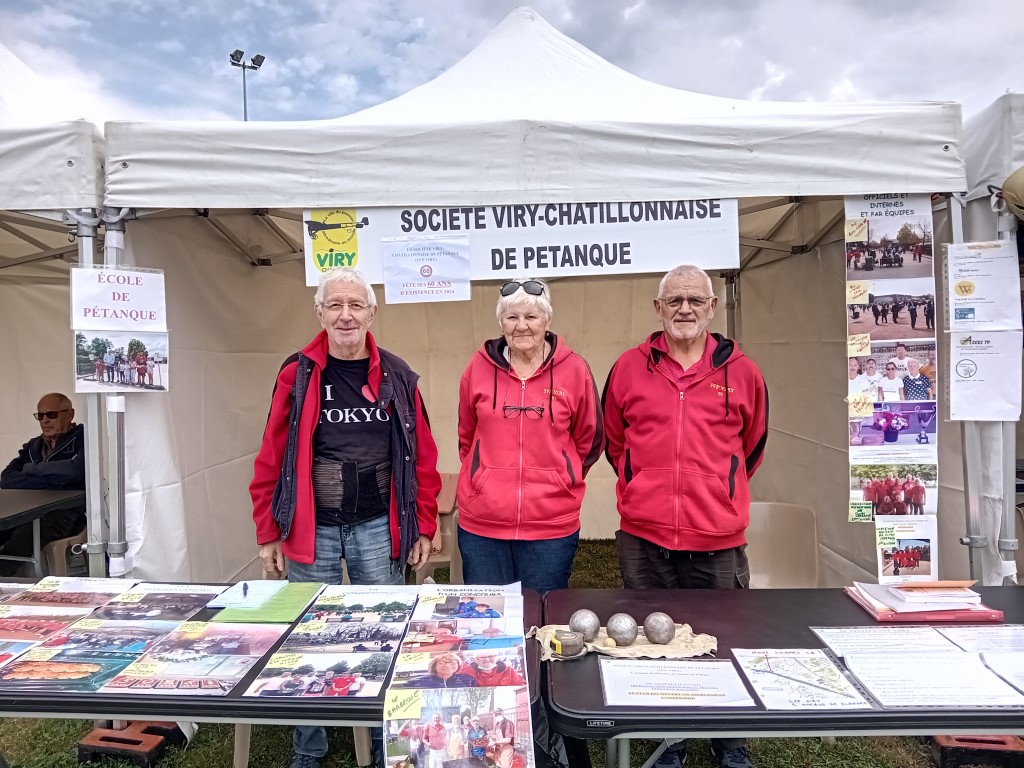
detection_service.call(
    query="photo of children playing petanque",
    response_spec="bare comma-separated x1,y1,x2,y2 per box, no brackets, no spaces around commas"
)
74,330,169,393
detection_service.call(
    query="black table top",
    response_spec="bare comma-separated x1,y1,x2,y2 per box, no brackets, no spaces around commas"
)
0,489,86,531
0,584,541,724
544,587,1024,738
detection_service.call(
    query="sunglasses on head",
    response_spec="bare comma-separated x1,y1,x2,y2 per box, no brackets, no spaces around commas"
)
500,280,545,297
33,409,70,421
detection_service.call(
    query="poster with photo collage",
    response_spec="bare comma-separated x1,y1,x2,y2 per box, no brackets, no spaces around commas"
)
844,195,939,584
383,584,534,768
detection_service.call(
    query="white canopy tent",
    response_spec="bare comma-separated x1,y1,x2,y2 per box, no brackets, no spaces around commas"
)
951,93,1024,585
0,82,107,572
4,7,964,584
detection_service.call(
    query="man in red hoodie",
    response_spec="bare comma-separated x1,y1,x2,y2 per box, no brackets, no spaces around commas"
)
603,265,768,768
250,267,441,768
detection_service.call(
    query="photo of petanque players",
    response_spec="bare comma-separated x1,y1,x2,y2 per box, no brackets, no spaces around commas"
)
282,621,405,653
849,341,937,403
847,278,935,341
428,595,505,621
386,686,531,768
846,215,933,280
851,464,936,517
245,652,390,698
880,539,932,577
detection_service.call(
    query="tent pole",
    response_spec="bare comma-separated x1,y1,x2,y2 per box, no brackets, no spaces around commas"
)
951,196,988,582
995,206,1019,585
725,272,739,340
102,208,130,577
69,208,107,577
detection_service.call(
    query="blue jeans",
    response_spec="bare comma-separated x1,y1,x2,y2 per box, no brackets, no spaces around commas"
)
288,517,403,763
458,527,579,593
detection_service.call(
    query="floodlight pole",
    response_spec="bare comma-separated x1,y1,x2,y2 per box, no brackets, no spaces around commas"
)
229,51,264,121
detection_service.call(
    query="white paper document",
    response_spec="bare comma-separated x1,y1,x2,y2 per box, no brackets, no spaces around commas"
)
381,235,471,304
875,516,938,585
811,626,957,657
950,330,1023,421
938,626,1024,653
947,241,1022,332
982,653,1024,693
599,658,755,707
845,651,1024,707
732,649,872,710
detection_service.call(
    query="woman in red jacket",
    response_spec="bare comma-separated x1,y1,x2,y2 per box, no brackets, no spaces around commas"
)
457,279,603,592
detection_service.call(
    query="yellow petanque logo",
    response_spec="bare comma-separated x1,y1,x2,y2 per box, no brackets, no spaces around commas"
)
955,280,976,296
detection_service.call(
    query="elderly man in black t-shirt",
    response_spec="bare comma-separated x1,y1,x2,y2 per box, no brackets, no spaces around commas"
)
251,266,441,768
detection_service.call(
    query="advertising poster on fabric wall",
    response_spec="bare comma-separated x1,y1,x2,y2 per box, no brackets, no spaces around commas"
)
945,240,1023,421
70,267,169,394
844,195,938,535
303,199,740,286
381,236,471,304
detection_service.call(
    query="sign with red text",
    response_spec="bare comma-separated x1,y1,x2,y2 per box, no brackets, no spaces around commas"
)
303,199,739,286
71,267,167,332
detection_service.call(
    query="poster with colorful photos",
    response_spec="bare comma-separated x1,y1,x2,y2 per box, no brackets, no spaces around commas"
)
844,195,938,577
384,584,532,768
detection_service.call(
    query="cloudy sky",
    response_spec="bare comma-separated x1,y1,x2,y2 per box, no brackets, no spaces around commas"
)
0,0,1022,124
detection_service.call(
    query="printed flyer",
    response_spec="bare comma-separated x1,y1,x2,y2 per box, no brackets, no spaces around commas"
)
875,515,937,584
844,194,938,527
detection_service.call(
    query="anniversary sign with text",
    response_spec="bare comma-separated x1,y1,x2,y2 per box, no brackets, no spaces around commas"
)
303,199,739,288
70,267,170,394
843,194,938,584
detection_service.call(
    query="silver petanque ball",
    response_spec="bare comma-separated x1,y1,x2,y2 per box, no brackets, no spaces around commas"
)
606,613,638,647
569,609,601,642
643,612,676,644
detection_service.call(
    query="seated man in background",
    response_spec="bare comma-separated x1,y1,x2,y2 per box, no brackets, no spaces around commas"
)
0,393,87,575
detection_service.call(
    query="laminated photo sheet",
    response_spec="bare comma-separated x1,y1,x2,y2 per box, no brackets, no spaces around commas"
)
98,621,288,696
390,645,527,690
0,639,40,670
244,651,391,698
845,651,1024,708
844,194,938,535
0,648,137,692
39,619,179,654
0,604,95,641
384,686,534,768
383,583,531,768
93,583,226,622
980,653,1024,694
732,649,872,710
246,585,419,703
99,653,259,695
874,515,937,585
811,625,958,657
6,577,140,608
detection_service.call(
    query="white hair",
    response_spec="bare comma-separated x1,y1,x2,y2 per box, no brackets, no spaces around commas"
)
495,278,553,323
313,267,377,308
658,265,713,297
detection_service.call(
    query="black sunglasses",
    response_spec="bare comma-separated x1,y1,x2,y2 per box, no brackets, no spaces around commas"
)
33,409,70,421
503,405,545,420
500,280,545,297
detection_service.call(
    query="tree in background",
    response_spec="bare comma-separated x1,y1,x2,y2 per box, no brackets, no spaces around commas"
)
127,338,148,361
352,653,392,680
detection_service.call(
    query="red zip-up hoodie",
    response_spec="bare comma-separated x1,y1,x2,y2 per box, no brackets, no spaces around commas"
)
457,333,603,541
602,331,768,552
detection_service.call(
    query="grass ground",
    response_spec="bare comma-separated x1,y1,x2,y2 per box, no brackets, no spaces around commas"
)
0,540,987,767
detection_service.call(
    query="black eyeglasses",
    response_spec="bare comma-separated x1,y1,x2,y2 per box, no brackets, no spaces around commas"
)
503,405,545,420
33,409,70,421
500,280,545,297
